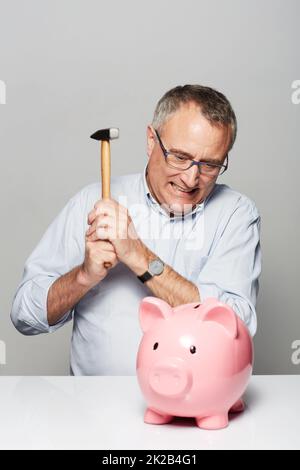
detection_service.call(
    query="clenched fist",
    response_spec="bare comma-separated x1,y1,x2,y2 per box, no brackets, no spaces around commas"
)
78,237,118,288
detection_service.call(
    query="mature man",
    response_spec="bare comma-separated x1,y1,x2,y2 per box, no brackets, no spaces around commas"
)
11,85,261,375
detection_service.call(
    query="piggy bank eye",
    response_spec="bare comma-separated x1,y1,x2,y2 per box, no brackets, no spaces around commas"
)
153,342,159,350
190,345,196,354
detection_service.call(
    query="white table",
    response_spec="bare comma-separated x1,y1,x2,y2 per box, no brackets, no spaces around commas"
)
0,375,299,450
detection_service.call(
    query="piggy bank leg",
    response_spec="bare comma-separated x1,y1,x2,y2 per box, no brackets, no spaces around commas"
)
229,398,245,413
144,407,173,425
195,414,228,430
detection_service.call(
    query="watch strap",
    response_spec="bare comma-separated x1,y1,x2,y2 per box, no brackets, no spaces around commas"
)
137,271,153,283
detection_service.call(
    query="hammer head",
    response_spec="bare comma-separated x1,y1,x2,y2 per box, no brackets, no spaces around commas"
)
90,128,119,141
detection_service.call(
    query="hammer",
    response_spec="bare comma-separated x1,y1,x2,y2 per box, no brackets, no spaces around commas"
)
90,127,119,267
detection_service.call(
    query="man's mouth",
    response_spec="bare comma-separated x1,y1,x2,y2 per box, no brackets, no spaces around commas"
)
170,182,198,195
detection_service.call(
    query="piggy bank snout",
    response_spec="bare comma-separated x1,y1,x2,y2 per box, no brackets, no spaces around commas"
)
149,357,192,397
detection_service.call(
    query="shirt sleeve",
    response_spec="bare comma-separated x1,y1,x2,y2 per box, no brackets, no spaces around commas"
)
10,190,86,335
196,197,262,337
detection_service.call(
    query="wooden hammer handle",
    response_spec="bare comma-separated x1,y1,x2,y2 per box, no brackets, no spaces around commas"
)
101,140,111,199
101,140,112,269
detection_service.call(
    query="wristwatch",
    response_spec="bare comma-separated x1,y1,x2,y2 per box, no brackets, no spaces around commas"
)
137,258,165,283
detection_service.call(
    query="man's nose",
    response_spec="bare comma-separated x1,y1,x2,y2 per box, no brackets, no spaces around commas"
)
180,163,199,187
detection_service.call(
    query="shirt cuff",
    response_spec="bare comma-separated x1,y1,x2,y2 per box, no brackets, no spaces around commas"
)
27,276,72,333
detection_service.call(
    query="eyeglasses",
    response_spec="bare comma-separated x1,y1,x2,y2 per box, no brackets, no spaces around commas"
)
154,129,228,176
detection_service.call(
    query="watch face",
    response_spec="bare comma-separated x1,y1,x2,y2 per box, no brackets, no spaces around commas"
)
149,259,164,276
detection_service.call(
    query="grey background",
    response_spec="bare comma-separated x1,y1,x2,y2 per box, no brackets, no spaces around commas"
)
0,0,299,375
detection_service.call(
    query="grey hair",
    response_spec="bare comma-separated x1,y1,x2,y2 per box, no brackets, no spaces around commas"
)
152,84,237,152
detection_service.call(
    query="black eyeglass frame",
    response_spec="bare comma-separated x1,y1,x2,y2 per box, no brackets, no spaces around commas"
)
154,128,229,176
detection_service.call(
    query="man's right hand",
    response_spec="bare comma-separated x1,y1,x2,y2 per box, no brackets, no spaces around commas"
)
47,232,118,326
78,237,118,288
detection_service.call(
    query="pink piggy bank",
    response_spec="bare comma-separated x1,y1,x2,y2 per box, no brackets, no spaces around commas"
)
136,297,253,430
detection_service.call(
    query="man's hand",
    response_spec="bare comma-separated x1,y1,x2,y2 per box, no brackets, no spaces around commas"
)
84,199,200,307
78,237,118,288
85,199,144,270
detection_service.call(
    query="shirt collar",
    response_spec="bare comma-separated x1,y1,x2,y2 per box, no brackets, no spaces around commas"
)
142,164,204,220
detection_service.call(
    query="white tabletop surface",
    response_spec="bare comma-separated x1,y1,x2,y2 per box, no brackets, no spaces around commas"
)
0,375,299,450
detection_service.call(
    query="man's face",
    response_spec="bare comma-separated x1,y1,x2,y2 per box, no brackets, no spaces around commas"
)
146,102,231,215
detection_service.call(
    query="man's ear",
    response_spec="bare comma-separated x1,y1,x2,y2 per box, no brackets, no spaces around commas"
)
139,296,173,333
146,125,156,158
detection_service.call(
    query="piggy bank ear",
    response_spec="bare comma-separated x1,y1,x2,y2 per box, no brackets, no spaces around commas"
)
200,298,238,339
139,297,173,333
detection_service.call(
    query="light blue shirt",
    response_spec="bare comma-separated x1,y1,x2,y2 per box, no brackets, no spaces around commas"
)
11,168,261,375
